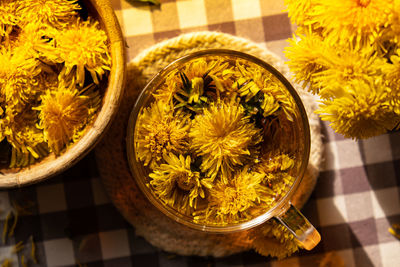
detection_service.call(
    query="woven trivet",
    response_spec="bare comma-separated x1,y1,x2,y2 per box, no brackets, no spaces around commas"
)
95,31,323,257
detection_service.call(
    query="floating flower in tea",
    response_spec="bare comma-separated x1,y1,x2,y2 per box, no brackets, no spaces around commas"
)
189,98,262,182
136,101,191,168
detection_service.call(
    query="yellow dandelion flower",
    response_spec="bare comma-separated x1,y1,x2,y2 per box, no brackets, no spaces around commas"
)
149,153,205,213
251,220,299,259
52,18,110,87
35,81,97,154
256,153,296,196
285,33,331,94
284,0,317,27
379,1,400,48
232,61,268,100
314,46,385,100
256,153,295,175
316,78,399,139
171,59,231,111
17,0,80,28
0,0,19,42
262,79,298,122
230,61,296,120
181,58,229,81
198,167,273,225
152,69,180,103
309,0,393,46
136,100,191,168
1,110,48,167
268,172,296,196
189,99,262,182
13,23,57,62
382,50,400,115
0,47,41,111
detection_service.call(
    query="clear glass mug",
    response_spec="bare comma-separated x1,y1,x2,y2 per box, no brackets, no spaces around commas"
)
126,49,321,250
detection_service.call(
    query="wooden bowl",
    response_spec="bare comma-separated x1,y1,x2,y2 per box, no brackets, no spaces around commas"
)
0,0,126,187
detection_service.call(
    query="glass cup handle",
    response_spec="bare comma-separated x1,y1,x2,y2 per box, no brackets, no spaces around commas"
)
275,203,321,250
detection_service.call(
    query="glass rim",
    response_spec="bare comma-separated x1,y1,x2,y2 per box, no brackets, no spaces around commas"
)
126,49,311,233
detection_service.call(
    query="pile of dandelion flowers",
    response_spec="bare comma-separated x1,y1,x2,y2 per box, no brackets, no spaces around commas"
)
17,0,80,29
202,167,273,224
189,99,262,182
316,78,398,139
149,153,205,213
136,100,191,168
35,82,98,155
52,18,111,87
309,0,393,46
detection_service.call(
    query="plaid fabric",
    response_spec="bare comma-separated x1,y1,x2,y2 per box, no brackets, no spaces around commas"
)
1,0,399,266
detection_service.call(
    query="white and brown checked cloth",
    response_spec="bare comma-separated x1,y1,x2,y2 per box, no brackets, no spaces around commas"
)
0,0,399,266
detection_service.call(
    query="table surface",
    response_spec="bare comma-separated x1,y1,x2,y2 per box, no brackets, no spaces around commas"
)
1,0,400,266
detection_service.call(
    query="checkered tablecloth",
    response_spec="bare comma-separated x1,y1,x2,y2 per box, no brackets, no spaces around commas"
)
1,0,399,266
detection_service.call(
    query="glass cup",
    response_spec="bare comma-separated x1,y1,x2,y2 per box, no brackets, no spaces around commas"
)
126,49,320,250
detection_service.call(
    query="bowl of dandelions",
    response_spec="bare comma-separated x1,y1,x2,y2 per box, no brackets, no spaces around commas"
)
0,0,125,187
127,49,313,235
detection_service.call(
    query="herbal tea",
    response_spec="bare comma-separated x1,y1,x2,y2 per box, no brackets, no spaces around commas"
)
133,54,305,226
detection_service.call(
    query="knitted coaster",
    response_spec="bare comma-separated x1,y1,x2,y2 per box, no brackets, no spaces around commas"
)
95,31,323,257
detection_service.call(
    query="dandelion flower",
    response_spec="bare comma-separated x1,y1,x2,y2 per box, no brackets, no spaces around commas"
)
316,78,398,139
379,1,400,47
17,0,80,28
0,0,19,42
52,18,110,87
284,0,317,27
0,47,41,111
285,33,331,94
136,100,191,168
171,59,230,112
256,153,296,196
1,110,48,167
231,61,296,120
152,69,180,103
309,0,393,46
382,50,400,115
149,153,205,213
13,23,57,62
232,61,269,101
35,81,97,154
181,58,228,82
189,99,262,182
199,167,273,225
251,220,299,259
314,46,385,100
256,153,295,175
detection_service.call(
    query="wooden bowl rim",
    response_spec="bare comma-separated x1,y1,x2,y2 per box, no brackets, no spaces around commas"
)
0,0,126,188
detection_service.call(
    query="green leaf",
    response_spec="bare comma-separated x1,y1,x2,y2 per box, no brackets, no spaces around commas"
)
127,0,161,6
